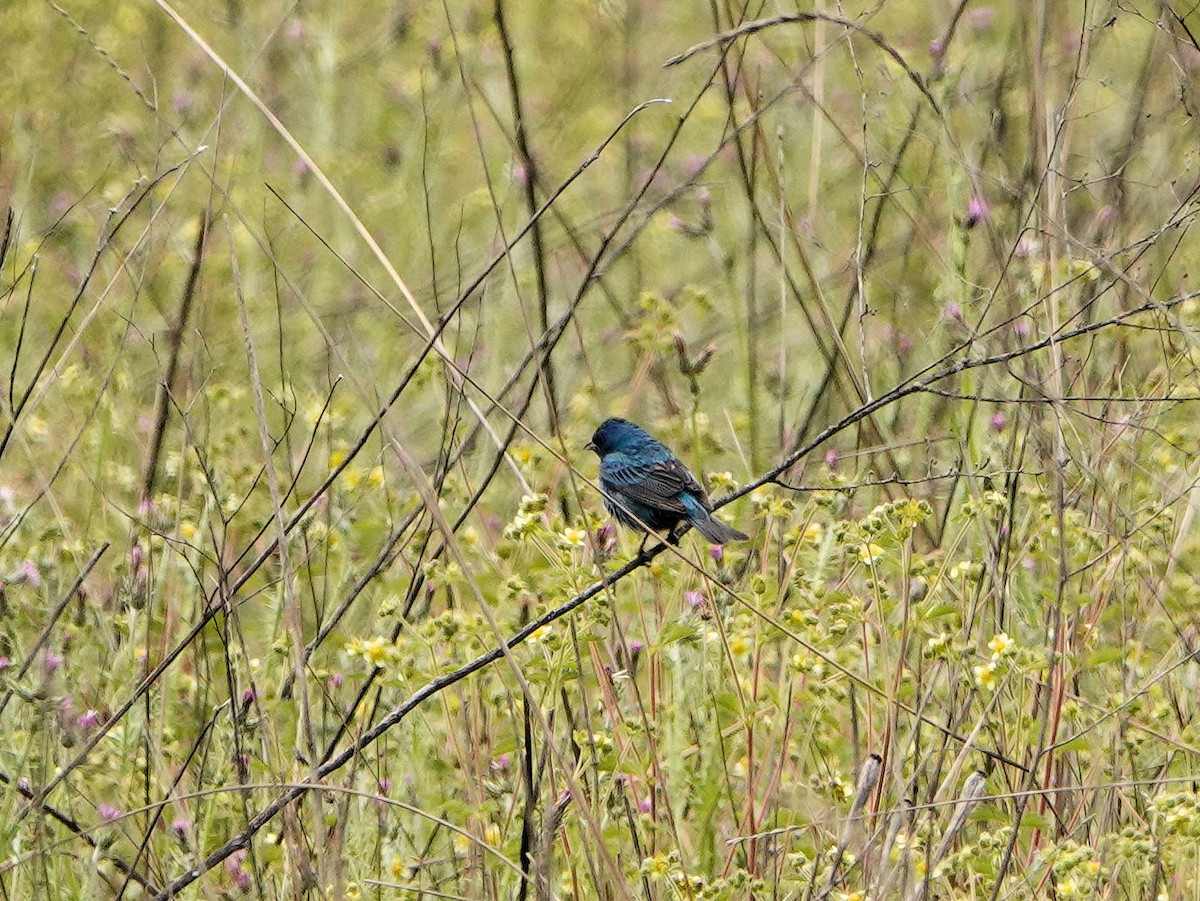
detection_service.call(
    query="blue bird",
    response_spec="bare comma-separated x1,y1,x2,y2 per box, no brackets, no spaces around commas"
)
586,417,748,549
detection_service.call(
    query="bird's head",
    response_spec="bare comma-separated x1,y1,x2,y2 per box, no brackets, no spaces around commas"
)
586,417,653,456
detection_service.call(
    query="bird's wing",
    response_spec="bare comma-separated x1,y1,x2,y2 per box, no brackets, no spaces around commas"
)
601,455,710,513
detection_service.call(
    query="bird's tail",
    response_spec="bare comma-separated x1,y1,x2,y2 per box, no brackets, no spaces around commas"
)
683,495,749,544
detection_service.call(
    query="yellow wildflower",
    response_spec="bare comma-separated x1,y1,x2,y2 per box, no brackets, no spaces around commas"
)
859,543,885,564
973,662,998,691
559,527,587,548
988,632,1015,659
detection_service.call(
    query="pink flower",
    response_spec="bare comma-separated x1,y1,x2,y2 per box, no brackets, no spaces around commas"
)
98,804,121,822
946,302,964,322
683,153,708,178
42,649,64,675
965,196,990,228
77,709,99,730
824,450,839,468
328,672,344,689
638,796,652,813
595,522,616,554
685,591,705,609
18,560,41,588
709,544,724,563
172,816,192,835
967,8,995,30
990,412,1007,431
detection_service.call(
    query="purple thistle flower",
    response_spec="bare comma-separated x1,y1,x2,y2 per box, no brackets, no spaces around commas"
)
42,649,64,675
77,709,99,730
684,153,708,178
98,804,120,822
967,8,995,29
991,412,1007,431
172,816,192,835
18,560,41,588
709,544,724,563
965,196,990,228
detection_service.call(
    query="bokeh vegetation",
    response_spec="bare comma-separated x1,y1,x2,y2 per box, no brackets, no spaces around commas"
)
3,0,1200,898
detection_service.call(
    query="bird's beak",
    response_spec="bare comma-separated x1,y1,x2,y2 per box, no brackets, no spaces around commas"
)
585,440,596,452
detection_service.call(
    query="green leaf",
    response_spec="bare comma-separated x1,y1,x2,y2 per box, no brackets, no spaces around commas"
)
1084,646,1125,667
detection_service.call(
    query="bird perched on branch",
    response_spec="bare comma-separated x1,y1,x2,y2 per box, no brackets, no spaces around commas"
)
586,417,748,550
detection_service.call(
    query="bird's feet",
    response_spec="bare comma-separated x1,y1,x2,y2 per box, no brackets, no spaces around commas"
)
634,534,651,564
634,533,674,564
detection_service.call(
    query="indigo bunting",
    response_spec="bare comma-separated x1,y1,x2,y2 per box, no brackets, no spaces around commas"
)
586,417,748,547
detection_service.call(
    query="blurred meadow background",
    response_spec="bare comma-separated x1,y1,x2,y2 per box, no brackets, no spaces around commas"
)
3,0,1200,898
